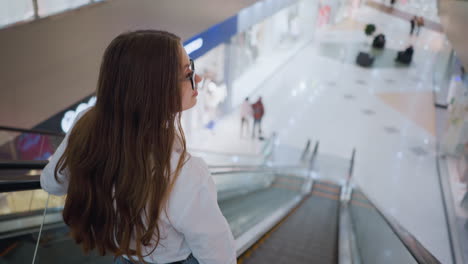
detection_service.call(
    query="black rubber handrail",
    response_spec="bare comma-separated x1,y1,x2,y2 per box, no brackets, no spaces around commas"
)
0,125,65,137
435,103,449,109
300,139,311,161
308,141,319,170
0,178,41,193
0,160,48,170
0,161,45,192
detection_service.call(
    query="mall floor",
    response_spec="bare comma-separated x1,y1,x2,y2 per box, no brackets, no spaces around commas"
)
186,1,453,263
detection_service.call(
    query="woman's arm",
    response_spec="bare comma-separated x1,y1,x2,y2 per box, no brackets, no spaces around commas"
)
40,109,89,196
40,131,70,196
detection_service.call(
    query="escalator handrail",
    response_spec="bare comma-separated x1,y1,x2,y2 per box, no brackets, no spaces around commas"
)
209,164,304,170
0,162,44,192
0,177,41,193
356,189,442,264
0,161,308,192
348,149,441,263
189,148,261,158
0,160,48,170
211,165,306,175
0,161,304,171
0,137,313,193
0,125,65,137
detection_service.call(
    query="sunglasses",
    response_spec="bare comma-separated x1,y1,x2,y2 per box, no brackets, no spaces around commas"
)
185,59,195,90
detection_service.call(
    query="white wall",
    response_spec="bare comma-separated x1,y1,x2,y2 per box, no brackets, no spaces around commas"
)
0,0,258,129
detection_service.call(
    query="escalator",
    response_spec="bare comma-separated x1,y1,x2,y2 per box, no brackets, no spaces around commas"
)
0,126,444,264
220,181,303,238
239,181,340,264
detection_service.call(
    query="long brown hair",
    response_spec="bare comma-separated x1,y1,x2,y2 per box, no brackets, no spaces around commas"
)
55,30,187,262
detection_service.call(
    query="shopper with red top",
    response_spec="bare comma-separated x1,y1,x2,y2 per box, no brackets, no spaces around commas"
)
252,97,265,139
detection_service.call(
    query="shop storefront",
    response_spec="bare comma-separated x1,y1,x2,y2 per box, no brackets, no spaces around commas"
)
183,44,228,135
183,0,322,135
437,52,468,262
442,55,468,158
229,0,320,108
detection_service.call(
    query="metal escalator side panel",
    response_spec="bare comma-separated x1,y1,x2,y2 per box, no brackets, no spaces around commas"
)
349,189,419,264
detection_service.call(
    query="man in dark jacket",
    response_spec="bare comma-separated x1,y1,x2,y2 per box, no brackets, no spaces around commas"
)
252,97,265,139
410,17,415,35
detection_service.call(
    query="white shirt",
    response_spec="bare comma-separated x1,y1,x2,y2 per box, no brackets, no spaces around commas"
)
240,101,253,119
40,110,236,264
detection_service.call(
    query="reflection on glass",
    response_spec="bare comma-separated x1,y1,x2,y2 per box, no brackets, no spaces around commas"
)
0,190,64,216
37,0,91,17
0,0,34,28
0,190,111,263
0,130,63,161
0,191,54,263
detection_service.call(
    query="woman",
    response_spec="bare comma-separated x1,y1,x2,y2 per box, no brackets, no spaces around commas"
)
40,30,236,264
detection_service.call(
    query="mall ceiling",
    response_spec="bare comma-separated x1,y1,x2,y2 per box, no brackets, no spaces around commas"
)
0,0,259,129
438,0,468,69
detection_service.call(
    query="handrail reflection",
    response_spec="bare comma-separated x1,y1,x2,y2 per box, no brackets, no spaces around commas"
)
0,125,65,137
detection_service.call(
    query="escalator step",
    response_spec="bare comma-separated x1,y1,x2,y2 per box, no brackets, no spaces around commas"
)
239,182,341,264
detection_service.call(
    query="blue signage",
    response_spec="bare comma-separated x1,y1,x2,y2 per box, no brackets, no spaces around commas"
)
183,15,238,60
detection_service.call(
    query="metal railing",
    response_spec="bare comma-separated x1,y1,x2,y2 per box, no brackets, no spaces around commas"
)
343,148,443,264
0,126,65,137
0,139,312,263
0,138,445,264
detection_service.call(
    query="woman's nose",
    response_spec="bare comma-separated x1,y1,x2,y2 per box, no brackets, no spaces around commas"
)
195,74,202,83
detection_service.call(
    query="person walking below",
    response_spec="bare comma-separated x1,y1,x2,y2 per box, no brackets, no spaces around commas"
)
252,97,265,139
410,17,416,35
240,97,253,138
416,16,424,35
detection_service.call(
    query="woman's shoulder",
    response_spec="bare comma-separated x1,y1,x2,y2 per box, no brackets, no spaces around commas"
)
171,152,210,185
166,153,212,218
